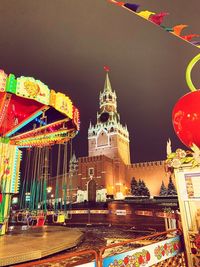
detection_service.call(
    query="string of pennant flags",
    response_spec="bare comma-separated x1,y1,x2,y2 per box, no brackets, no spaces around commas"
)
108,0,200,49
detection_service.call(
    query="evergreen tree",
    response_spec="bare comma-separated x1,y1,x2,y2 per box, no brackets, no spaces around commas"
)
131,178,150,197
167,176,177,196
131,177,138,196
141,180,150,197
159,181,168,196
137,179,143,196
145,183,150,197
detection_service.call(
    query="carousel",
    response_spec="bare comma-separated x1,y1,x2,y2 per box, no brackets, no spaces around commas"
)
0,69,80,236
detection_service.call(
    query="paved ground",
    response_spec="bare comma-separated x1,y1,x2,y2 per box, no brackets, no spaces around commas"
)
0,226,83,266
12,226,152,267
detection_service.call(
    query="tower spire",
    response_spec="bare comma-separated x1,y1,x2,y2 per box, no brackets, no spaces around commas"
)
104,73,112,92
103,66,112,92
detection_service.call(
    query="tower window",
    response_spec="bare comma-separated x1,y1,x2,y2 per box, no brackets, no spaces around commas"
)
88,167,94,177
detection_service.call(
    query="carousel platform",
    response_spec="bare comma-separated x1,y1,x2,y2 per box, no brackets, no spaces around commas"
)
0,225,83,266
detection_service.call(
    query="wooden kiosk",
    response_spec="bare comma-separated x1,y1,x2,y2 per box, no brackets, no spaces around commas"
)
174,165,200,266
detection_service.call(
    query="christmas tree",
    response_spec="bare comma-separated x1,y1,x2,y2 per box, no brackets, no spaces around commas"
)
137,179,143,196
137,179,150,197
140,180,150,197
131,177,138,196
167,176,177,195
130,178,150,197
159,181,168,196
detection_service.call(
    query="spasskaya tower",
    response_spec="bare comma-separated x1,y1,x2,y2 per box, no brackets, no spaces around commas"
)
88,70,130,165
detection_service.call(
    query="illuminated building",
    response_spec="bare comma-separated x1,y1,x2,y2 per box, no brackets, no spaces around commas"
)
75,72,169,200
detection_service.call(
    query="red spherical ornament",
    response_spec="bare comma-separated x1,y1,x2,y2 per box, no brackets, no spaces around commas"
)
172,90,200,148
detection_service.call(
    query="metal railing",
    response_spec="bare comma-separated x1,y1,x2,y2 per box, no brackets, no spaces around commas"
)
98,229,184,267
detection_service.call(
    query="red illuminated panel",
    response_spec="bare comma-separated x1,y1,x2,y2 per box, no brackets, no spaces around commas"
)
0,93,44,135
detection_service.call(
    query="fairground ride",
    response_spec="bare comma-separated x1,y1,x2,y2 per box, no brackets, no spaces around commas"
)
0,69,80,235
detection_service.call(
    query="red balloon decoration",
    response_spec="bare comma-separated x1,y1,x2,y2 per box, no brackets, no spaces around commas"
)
172,53,200,148
172,91,200,148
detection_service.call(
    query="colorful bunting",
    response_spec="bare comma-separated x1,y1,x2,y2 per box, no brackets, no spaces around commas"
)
137,10,155,20
124,3,140,12
107,0,200,50
191,41,200,46
161,25,173,32
115,1,124,6
172,24,188,36
150,12,169,25
108,0,124,6
181,34,199,41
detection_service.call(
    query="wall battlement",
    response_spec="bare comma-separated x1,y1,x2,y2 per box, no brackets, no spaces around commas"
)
79,155,113,163
128,160,165,169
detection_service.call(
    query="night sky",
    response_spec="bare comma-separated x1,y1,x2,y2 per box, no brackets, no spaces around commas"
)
0,0,200,163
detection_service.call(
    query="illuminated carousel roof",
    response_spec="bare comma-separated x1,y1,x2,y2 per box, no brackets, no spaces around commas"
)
0,70,80,147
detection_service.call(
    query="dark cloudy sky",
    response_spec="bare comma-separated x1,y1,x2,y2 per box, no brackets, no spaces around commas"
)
0,0,200,163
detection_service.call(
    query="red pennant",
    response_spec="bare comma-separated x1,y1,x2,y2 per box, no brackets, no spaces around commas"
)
150,12,169,25
181,34,199,41
108,0,124,6
116,1,124,6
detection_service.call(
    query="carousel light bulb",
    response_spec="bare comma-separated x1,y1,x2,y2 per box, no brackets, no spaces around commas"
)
47,186,52,193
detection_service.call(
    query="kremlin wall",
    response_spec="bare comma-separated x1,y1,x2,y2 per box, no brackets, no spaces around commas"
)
127,161,169,196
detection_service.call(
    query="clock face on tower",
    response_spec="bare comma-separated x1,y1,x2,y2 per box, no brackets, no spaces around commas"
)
100,112,109,123
106,105,113,112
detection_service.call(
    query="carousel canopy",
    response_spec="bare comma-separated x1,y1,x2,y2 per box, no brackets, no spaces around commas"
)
0,70,80,147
